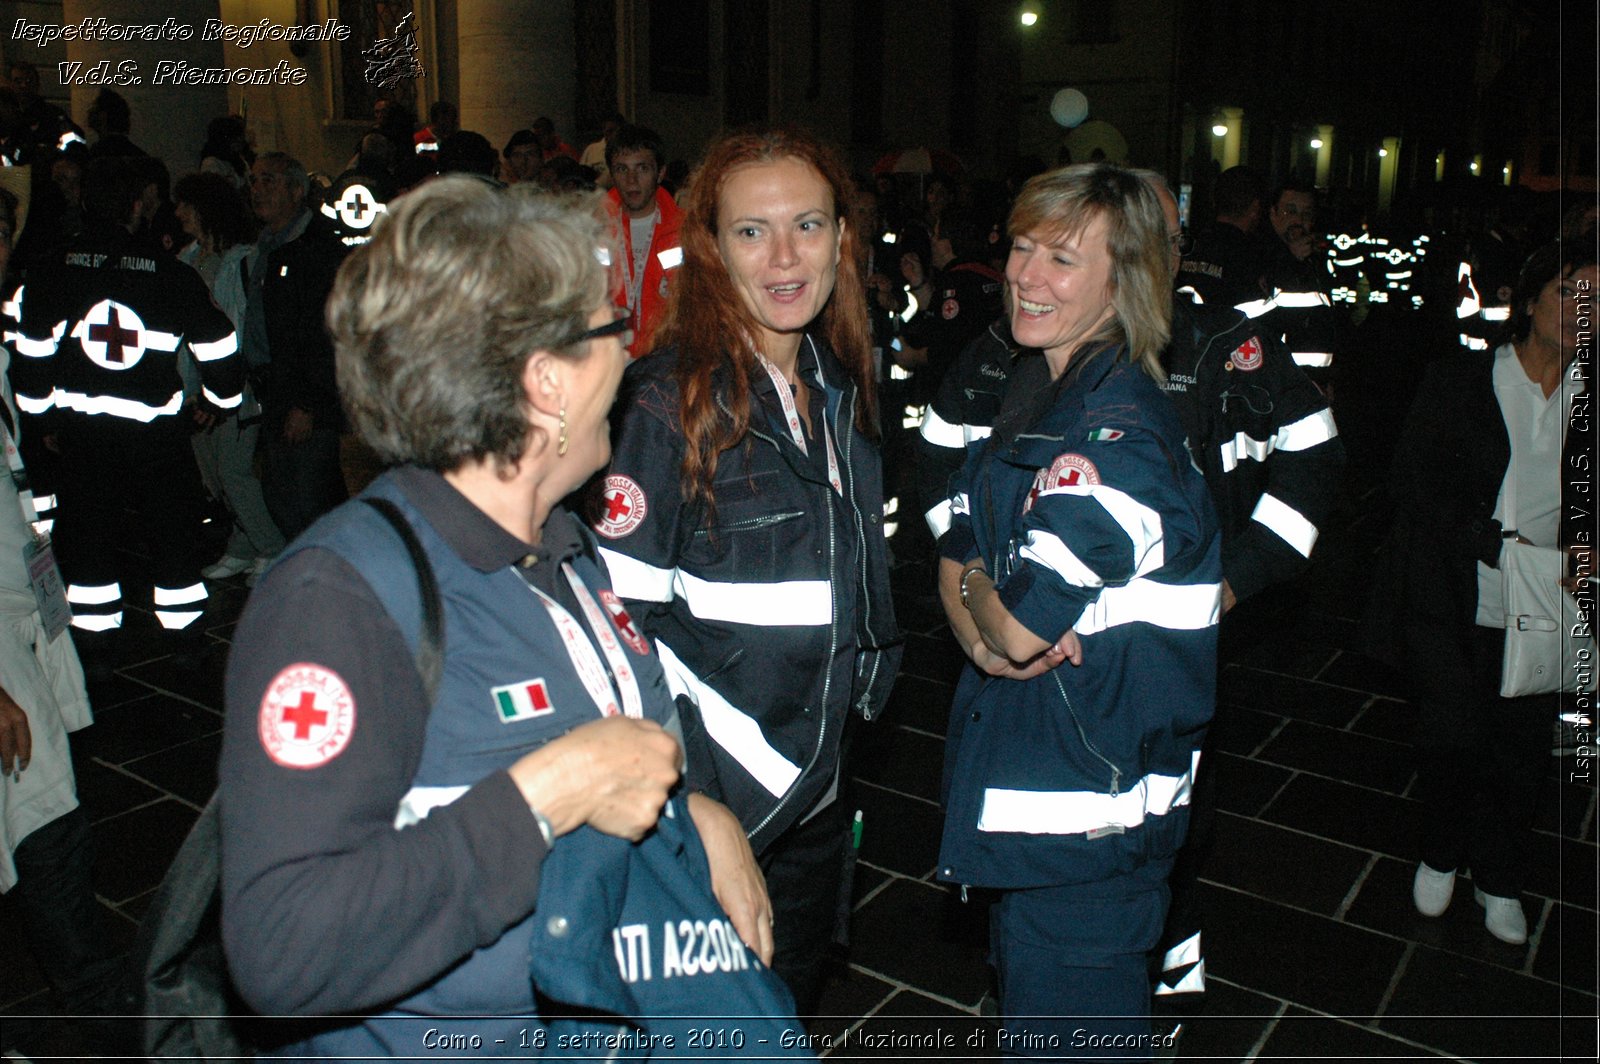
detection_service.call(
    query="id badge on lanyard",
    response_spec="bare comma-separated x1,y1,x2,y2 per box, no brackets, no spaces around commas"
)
25,537,70,641
527,563,643,720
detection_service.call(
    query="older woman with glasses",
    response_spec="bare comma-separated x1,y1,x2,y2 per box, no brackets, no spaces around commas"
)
217,178,781,1056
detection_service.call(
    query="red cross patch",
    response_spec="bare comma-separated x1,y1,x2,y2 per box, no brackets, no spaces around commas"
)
258,663,356,769
941,297,960,320
1229,337,1263,372
79,299,147,370
595,475,647,539
1024,453,1102,513
598,589,651,656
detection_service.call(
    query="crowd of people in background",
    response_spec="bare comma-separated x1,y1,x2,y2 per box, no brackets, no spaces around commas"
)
0,57,1592,1060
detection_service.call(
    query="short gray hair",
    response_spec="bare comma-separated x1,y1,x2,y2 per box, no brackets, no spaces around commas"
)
255,151,310,199
328,177,612,471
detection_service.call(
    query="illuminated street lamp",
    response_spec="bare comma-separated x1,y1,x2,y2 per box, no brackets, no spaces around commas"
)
1020,2,1040,27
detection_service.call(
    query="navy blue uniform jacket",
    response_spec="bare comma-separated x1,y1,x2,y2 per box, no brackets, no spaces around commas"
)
600,338,902,854
937,348,1221,890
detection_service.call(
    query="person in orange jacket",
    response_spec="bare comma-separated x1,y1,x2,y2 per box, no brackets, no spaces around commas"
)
604,124,683,357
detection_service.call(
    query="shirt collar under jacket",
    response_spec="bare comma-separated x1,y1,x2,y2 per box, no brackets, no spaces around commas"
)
388,464,586,578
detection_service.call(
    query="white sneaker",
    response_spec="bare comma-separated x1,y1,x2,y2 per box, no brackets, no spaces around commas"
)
1474,887,1528,945
1412,862,1456,917
201,555,254,580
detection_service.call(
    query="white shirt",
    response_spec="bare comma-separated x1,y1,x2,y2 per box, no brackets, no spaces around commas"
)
1476,342,1582,626
0,361,93,889
626,210,658,316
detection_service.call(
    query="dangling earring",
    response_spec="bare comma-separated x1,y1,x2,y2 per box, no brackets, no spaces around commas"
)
557,406,568,456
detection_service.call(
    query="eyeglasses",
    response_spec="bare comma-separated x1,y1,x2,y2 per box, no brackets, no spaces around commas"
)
564,312,633,350
1168,230,1194,257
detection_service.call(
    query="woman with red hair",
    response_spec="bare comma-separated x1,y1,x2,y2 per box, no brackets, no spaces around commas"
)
597,127,902,1011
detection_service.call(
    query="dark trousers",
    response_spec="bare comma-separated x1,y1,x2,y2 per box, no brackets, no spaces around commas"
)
1415,624,1554,897
759,795,849,1016
54,420,205,624
260,415,346,541
1152,728,1216,986
7,806,123,1013
1152,602,1256,991
992,870,1172,1060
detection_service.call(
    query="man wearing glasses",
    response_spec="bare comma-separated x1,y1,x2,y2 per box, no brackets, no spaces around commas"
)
1263,178,1339,391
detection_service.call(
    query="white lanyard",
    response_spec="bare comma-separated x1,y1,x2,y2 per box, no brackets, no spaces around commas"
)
755,350,843,497
622,209,657,322
525,562,643,720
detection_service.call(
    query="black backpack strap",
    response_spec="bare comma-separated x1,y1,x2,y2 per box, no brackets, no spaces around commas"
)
137,795,262,1060
136,497,446,1059
361,496,444,702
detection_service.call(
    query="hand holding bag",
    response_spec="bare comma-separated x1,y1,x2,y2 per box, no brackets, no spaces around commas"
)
526,794,814,1058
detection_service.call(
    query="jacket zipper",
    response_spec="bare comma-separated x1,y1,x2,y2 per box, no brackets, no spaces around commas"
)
749,474,837,842
1050,671,1123,797
827,370,890,720
720,389,842,843
694,509,805,534
837,382,893,720
855,652,882,720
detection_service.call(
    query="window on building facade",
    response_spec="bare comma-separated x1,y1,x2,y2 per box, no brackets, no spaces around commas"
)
337,0,423,122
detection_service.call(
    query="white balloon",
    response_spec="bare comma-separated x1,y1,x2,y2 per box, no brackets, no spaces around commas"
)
1051,88,1089,129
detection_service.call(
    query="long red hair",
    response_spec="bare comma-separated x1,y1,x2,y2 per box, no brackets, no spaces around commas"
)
652,126,876,514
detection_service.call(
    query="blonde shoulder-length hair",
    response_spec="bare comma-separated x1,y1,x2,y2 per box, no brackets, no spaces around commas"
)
1006,162,1171,380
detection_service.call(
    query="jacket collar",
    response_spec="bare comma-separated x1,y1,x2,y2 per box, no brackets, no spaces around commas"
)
722,335,863,496
990,343,1120,454
1165,297,1255,376
388,465,586,576
260,207,313,250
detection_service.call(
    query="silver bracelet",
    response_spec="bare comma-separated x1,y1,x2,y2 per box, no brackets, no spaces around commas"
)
528,806,554,849
960,563,984,610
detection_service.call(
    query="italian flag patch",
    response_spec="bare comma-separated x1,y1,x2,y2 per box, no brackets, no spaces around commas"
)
493,679,553,723
1086,428,1125,441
